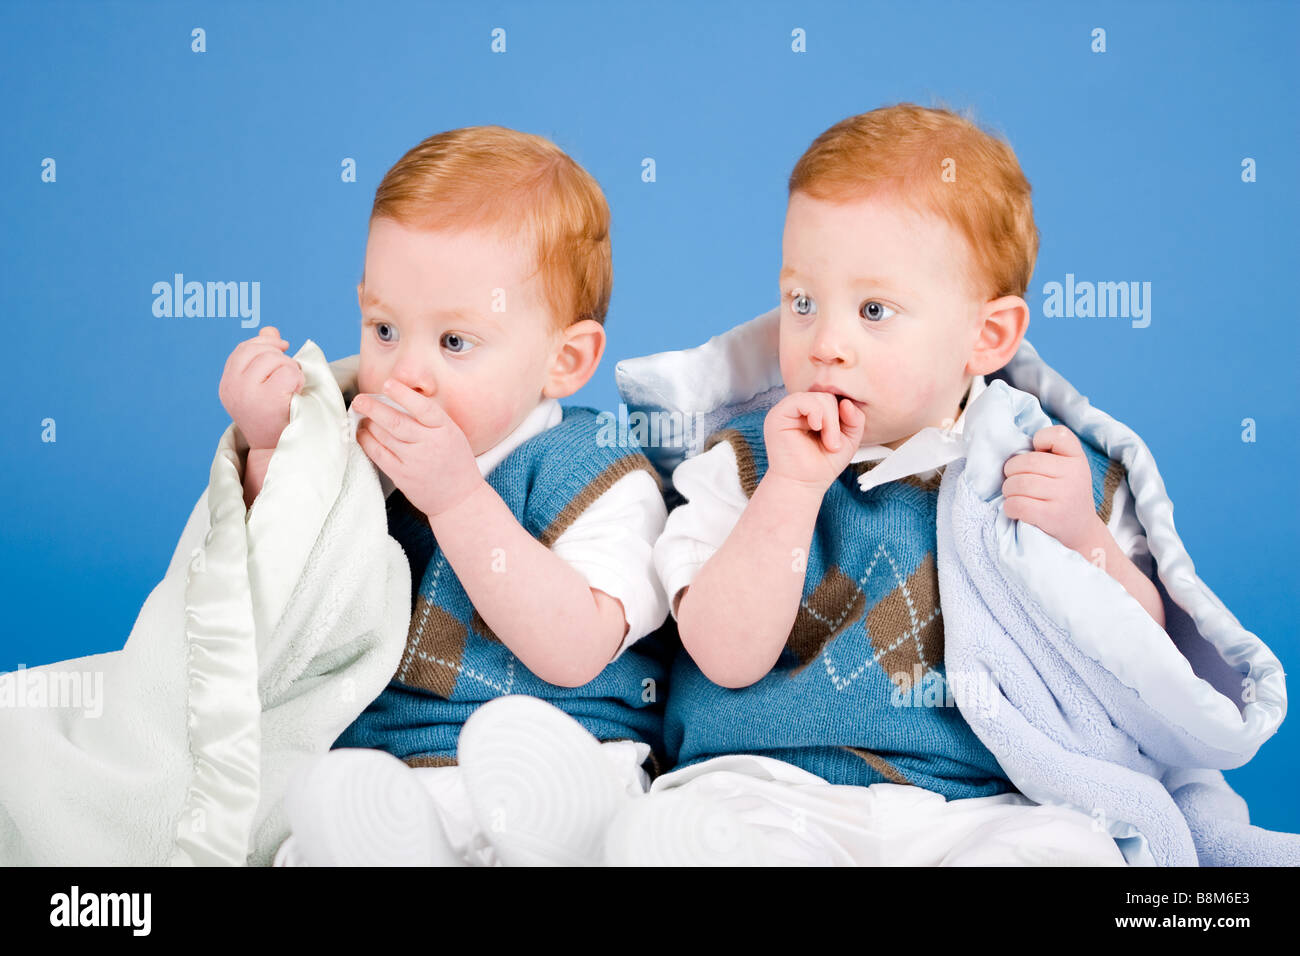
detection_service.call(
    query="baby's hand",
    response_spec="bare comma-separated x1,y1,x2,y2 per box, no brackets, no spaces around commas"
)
763,391,865,493
352,379,483,519
1002,424,1106,555
217,326,305,451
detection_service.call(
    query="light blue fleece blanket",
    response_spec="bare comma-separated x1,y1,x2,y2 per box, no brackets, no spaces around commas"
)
617,308,1297,867
936,341,1298,866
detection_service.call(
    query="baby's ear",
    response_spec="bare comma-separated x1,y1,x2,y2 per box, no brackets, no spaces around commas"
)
968,295,1029,376
543,319,606,399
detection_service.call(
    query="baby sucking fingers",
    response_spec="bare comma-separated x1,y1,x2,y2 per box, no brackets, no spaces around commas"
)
842,405,863,447
839,397,864,433
797,396,823,433
818,405,843,452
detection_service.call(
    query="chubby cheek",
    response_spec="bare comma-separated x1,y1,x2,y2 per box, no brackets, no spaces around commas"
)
481,398,521,450
897,350,931,393
356,348,391,399
864,356,931,429
911,381,941,425
443,387,517,456
439,392,482,452
862,354,904,402
778,337,811,392
356,370,384,400
896,357,938,418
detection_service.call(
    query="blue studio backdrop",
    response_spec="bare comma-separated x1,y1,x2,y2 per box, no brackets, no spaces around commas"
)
1,0,1297,833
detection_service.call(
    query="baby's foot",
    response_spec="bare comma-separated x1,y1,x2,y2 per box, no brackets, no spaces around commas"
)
282,748,464,866
458,695,637,866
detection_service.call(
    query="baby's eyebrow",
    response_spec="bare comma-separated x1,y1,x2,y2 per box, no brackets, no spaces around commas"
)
778,266,911,300
364,297,487,325
432,305,483,323
854,277,912,298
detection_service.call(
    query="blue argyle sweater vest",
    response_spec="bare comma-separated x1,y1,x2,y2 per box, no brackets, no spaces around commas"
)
336,406,669,773
664,404,1128,799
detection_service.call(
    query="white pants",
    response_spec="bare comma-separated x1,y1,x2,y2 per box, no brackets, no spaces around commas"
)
623,753,1127,866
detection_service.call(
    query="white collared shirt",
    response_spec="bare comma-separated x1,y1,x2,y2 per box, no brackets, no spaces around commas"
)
653,375,1148,619
851,373,988,493
350,392,669,660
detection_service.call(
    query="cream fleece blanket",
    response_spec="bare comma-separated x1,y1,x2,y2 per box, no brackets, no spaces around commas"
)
0,342,408,865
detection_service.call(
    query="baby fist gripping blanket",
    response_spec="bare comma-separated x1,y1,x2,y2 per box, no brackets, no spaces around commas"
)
0,342,409,865
617,309,1296,867
936,340,1296,866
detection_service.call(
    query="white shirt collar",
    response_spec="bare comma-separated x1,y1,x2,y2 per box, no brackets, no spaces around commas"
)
375,397,562,500
854,375,985,492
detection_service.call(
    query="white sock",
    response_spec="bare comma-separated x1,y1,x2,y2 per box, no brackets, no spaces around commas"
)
282,748,466,867
458,696,639,866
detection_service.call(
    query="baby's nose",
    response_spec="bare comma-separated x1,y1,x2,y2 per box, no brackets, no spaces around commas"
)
810,334,851,364
390,367,437,398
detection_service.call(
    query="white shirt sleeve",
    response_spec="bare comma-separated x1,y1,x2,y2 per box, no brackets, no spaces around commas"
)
549,468,670,661
652,440,750,621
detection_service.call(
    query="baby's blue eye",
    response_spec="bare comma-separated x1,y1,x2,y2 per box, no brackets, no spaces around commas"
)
790,291,816,316
375,322,397,343
441,332,474,353
860,300,896,322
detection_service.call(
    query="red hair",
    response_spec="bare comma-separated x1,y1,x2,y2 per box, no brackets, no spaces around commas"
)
788,103,1038,300
368,125,612,327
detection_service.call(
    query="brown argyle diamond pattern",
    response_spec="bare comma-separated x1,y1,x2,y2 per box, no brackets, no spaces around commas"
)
787,546,944,691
